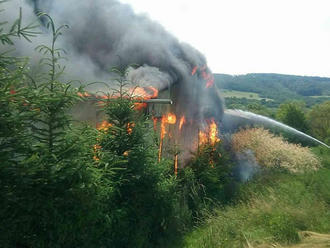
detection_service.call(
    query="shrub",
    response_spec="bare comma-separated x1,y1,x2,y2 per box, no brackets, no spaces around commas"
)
307,101,330,143
232,127,320,172
276,101,309,132
177,140,233,221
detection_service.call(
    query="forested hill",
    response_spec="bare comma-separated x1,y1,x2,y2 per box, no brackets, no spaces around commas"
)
214,73,330,103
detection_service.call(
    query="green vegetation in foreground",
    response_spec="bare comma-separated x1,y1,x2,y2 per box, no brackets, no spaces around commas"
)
220,89,273,101
182,146,330,248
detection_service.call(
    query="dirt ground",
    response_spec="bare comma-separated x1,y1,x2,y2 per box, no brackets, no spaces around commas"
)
253,232,330,248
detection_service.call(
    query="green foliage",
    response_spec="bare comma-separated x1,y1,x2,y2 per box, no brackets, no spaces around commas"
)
177,143,233,221
183,153,330,247
215,73,330,108
0,11,106,248
93,68,182,247
0,6,39,45
307,101,330,143
276,101,309,132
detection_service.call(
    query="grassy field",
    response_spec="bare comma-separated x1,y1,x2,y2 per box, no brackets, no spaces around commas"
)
220,89,273,101
181,146,330,248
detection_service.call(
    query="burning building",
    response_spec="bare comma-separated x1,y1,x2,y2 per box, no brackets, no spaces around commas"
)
71,63,224,172
3,0,327,166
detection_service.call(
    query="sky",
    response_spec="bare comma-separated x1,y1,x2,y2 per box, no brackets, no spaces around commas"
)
119,0,330,77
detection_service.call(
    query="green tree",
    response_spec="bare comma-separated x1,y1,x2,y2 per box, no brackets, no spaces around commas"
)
276,101,309,132
247,102,275,118
179,141,232,219
96,67,179,247
0,10,106,247
307,101,330,143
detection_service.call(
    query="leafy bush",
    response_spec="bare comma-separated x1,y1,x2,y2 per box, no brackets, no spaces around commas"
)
307,101,330,143
276,101,309,132
176,141,233,224
232,127,320,172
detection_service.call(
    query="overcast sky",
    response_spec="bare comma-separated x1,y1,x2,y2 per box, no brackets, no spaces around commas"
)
119,0,330,77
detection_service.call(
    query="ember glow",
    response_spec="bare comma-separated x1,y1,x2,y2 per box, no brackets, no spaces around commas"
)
201,68,215,88
174,154,178,176
199,130,208,146
152,116,158,131
93,120,113,161
199,119,220,146
97,120,112,131
209,119,220,145
179,116,186,131
130,86,159,99
78,92,91,97
166,113,177,124
93,144,101,161
191,65,215,88
158,113,177,162
191,66,198,76
78,85,159,110
127,122,135,134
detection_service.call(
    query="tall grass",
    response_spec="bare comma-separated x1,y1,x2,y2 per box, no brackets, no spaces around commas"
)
182,146,330,247
232,128,320,172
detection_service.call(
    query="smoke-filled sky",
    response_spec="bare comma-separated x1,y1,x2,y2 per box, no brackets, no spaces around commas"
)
120,0,330,77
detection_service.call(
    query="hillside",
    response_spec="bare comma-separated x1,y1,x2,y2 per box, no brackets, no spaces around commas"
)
182,146,330,248
214,73,330,107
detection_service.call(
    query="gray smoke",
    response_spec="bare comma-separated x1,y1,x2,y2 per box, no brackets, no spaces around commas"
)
234,149,260,182
27,0,207,86
1,0,224,122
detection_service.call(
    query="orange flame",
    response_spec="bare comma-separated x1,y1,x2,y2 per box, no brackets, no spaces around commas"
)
199,130,208,145
97,120,112,131
127,122,135,134
78,92,91,97
130,86,159,98
206,78,214,88
199,119,220,146
148,86,159,98
93,144,102,161
158,116,166,162
77,85,159,110
160,115,167,140
166,113,177,124
199,65,215,88
191,66,198,75
158,113,177,162
209,119,220,145
152,116,158,131
131,86,159,110
94,121,112,161
179,116,186,131
134,102,147,110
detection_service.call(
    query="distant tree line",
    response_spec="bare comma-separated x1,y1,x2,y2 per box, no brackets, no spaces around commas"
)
215,73,330,107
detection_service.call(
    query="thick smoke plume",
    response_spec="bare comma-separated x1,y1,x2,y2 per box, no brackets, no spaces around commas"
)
2,0,224,122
